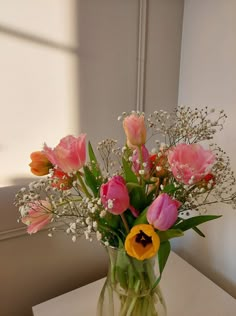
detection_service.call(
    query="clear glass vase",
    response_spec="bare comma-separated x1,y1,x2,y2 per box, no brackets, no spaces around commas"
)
97,246,167,316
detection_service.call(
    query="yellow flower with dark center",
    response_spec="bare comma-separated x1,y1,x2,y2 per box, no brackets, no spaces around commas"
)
125,224,160,260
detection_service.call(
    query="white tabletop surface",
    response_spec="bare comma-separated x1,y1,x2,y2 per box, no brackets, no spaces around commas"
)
32,252,236,316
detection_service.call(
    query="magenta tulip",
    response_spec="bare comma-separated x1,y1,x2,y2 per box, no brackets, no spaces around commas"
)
43,134,86,174
100,176,130,215
147,193,180,231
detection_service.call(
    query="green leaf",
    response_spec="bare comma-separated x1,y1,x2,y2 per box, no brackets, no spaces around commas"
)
146,187,157,205
158,229,184,242
133,207,148,225
192,226,205,237
83,165,99,196
97,216,122,247
158,240,171,275
162,183,177,194
88,141,97,163
174,215,222,232
126,183,146,210
88,142,103,184
143,179,158,185
116,266,128,289
152,240,171,289
103,212,121,230
124,210,136,229
122,157,139,184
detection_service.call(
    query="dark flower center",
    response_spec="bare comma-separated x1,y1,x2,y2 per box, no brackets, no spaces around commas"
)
135,230,152,247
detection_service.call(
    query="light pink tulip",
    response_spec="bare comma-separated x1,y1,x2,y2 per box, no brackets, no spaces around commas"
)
21,200,53,234
43,134,86,174
132,145,151,176
123,113,146,147
100,176,130,215
147,193,180,231
167,143,215,185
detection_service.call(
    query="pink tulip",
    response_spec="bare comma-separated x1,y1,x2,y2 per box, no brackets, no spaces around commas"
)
123,113,146,147
167,143,215,185
21,200,53,234
43,134,86,174
147,193,180,231
132,145,151,176
100,176,130,215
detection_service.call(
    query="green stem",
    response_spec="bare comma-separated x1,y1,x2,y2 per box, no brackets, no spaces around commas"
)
97,281,106,315
98,223,122,242
120,213,130,234
141,296,149,315
54,197,82,208
151,275,161,291
108,283,114,316
77,172,92,198
138,145,144,186
126,280,141,316
138,145,143,165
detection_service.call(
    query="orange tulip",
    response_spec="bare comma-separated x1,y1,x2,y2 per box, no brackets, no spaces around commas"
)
125,224,160,260
29,151,52,176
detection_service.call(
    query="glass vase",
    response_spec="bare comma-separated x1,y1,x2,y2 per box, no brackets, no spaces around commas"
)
97,246,167,316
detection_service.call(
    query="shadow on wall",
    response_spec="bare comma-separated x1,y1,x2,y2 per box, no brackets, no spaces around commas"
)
77,0,139,146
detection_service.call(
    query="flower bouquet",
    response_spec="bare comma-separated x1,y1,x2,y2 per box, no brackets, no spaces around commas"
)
15,106,236,316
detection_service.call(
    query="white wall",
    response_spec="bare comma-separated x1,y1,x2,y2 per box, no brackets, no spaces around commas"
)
175,0,236,298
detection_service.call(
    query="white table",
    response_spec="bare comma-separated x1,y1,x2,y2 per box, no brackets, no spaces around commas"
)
32,252,236,316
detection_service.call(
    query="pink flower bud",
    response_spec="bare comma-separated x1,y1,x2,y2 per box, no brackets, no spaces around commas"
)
147,193,180,231
123,114,146,147
167,143,215,185
43,134,86,174
100,176,130,215
132,145,151,177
